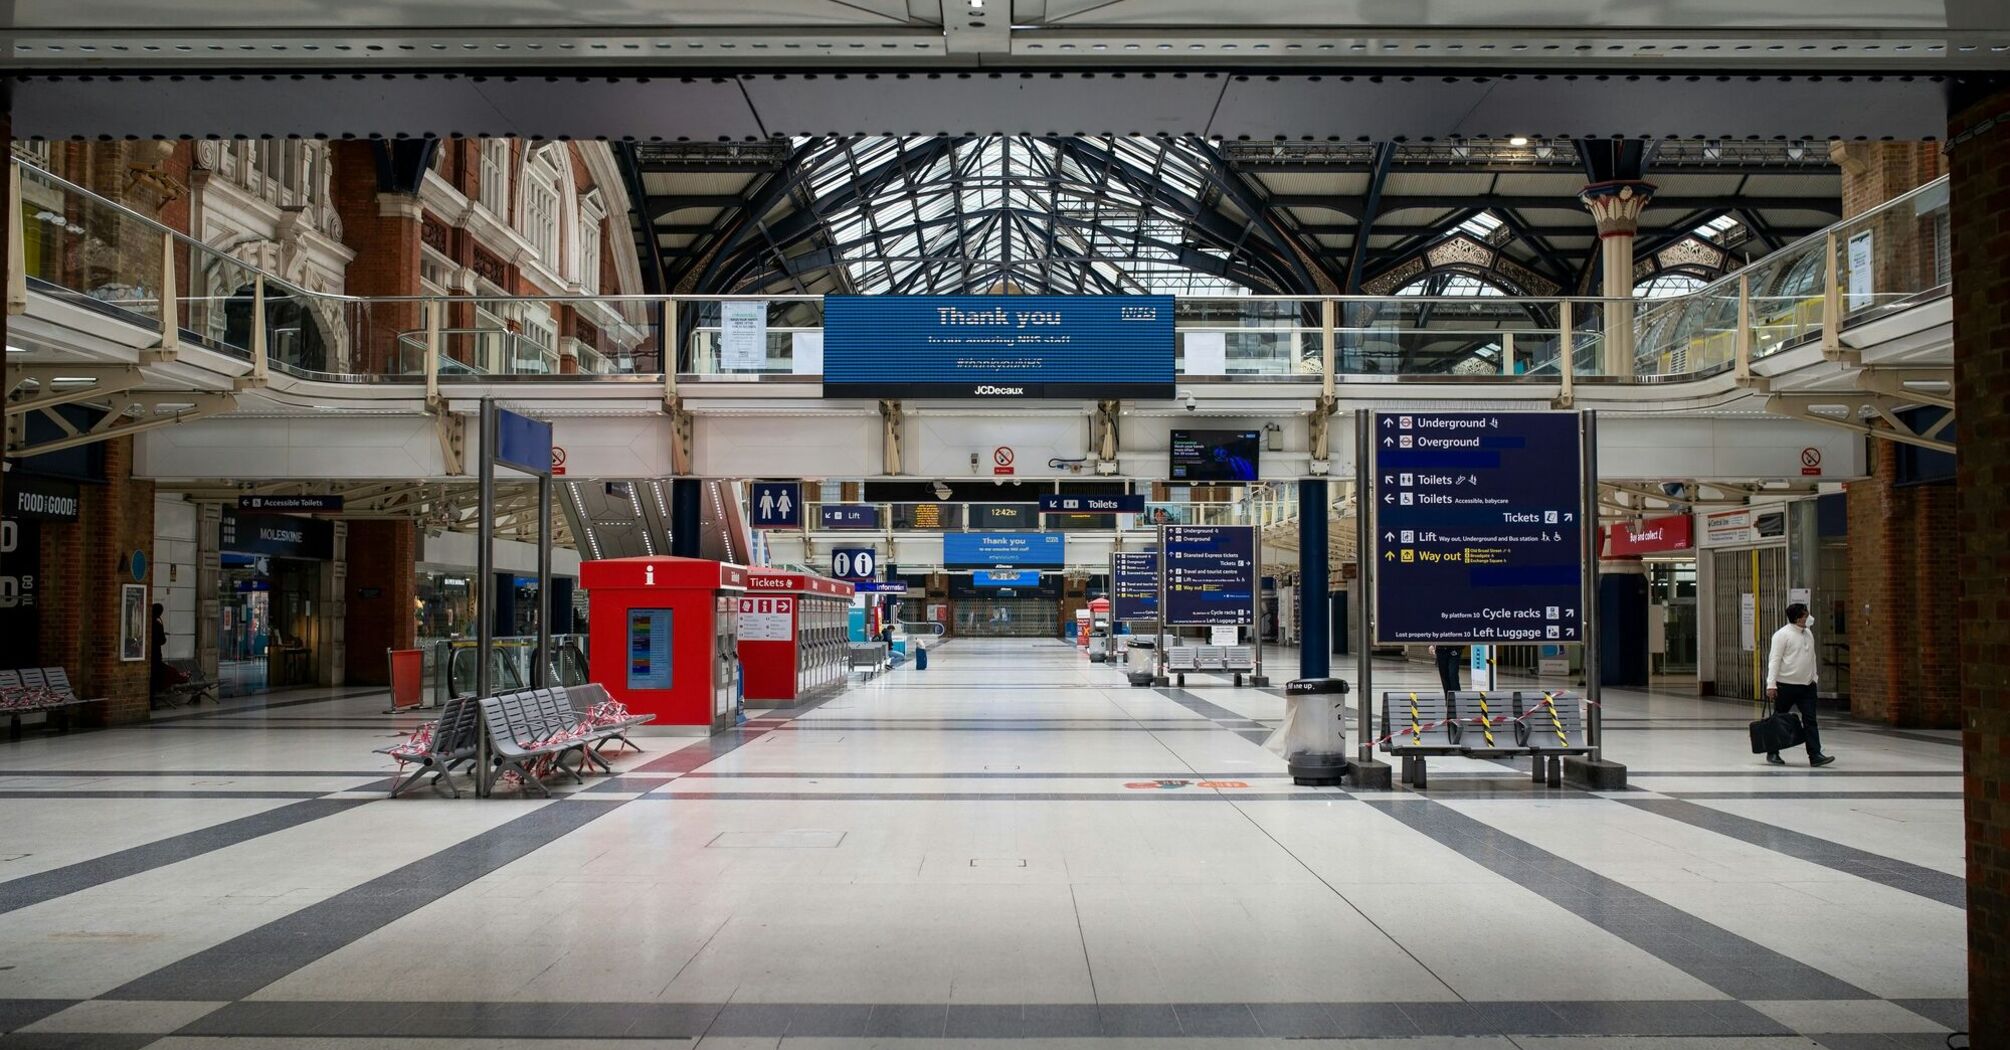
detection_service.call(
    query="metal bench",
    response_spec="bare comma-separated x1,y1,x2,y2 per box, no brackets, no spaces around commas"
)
477,693,590,798
564,682,654,754
1163,645,1259,686
1515,691,1593,787
374,696,481,798
1380,690,1461,787
2,667,102,739
153,658,220,708
848,642,887,674
1455,691,1524,758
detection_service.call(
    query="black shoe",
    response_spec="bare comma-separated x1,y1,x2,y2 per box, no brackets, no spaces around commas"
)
1810,754,1836,768
1765,752,1785,766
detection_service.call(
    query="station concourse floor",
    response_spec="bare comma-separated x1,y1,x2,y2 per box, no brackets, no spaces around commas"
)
0,639,1967,1049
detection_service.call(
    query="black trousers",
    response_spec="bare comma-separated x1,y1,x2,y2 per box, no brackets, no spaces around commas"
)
1435,646,1462,695
1771,681,1823,758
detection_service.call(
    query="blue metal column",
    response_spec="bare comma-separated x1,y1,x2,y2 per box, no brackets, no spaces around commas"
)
670,478,702,558
1299,478,1330,679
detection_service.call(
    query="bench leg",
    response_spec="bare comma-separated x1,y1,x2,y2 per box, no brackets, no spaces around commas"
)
1532,753,1546,784
1413,757,1427,790
389,763,431,799
7,714,18,741
1233,673,1243,687
1547,756,1563,788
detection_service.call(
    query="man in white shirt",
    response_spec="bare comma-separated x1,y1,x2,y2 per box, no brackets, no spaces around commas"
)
1764,602,1834,767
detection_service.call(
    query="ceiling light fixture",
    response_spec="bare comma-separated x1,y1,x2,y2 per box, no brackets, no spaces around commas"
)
1508,136,1530,146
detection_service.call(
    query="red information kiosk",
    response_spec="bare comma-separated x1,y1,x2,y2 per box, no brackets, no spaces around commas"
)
578,556,748,733
740,570,856,706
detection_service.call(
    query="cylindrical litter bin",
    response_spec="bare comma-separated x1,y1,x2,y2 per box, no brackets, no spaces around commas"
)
1124,638,1157,687
1282,677,1350,785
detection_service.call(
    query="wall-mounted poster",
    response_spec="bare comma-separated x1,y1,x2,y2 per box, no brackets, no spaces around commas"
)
120,584,148,662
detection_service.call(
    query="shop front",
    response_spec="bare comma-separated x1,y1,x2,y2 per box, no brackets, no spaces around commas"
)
219,510,334,695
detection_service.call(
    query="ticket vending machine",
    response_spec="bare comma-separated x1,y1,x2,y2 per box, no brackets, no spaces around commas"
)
739,570,857,706
578,555,748,733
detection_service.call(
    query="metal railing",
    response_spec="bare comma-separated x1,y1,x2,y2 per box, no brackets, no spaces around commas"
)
12,158,1950,393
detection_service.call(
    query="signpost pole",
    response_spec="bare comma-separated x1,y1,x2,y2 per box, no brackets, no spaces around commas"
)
535,470,552,689
475,398,496,797
1354,411,1375,772
1249,526,1267,686
1580,410,1603,761
1153,523,1168,687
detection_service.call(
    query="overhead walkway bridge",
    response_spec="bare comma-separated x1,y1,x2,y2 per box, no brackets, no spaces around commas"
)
5,161,1951,568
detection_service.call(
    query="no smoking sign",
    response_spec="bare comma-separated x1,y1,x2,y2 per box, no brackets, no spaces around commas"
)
992,446,1015,476
1800,447,1822,476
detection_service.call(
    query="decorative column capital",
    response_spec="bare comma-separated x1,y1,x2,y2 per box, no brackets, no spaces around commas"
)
1580,180,1657,238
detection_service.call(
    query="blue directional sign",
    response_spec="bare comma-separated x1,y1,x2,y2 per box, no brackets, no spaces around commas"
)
750,481,802,530
943,532,1066,569
820,504,882,530
1372,411,1583,645
854,581,908,594
1160,525,1255,626
493,407,553,476
831,547,878,582
1038,494,1145,514
1110,551,1159,621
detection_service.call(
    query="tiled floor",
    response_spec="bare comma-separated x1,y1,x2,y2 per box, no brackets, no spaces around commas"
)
0,640,1969,1048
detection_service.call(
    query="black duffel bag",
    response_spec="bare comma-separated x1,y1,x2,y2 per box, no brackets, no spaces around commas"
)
1749,711,1806,754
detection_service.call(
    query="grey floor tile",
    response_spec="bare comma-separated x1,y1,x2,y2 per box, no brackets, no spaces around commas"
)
1888,999,1968,1031
1094,1002,1183,1037
173,1000,345,1037
107,802,626,1002
1323,1001,1424,1037
1398,1000,1506,1036
1246,1001,1335,1037
942,1004,1025,1038
1170,1002,1260,1036
704,1003,801,1038
618,1002,725,1039
0,1034,159,1049
1017,1003,1100,1037
864,1003,946,1038
782,1004,873,1037
0,1004,75,1036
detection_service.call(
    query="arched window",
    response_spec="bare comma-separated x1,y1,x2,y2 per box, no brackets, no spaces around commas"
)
480,139,510,217
577,189,605,294
1634,273,1707,299
521,145,563,264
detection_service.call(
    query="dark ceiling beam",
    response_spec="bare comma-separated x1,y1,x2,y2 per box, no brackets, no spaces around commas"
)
613,142,667,294
1268,195,1843,215
1489,206,1576,287
1293,222,1829,239
1577,138,1652,183
1344,142,1396,294
1239,162,1834,176
646,195,747,217
1052,137,1311,293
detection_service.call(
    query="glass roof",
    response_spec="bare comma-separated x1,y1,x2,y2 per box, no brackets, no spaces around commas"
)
787,136,1271,296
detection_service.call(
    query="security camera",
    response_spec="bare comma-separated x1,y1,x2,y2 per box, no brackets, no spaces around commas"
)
1179,389,1198,412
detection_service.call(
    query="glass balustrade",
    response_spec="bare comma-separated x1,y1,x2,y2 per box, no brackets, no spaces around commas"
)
13,160,1952,389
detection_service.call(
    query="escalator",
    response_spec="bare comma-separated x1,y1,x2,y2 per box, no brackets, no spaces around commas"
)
560,478,752,564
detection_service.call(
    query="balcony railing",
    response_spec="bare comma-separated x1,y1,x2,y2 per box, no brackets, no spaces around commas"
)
11,159,1950,394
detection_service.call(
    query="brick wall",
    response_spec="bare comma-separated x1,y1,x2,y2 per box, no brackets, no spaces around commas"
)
1837,141,1960,728
329,141,421,373
343,519,417,685
36,438,156,726
1845,441,1961,726
1949,87,2010,1046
